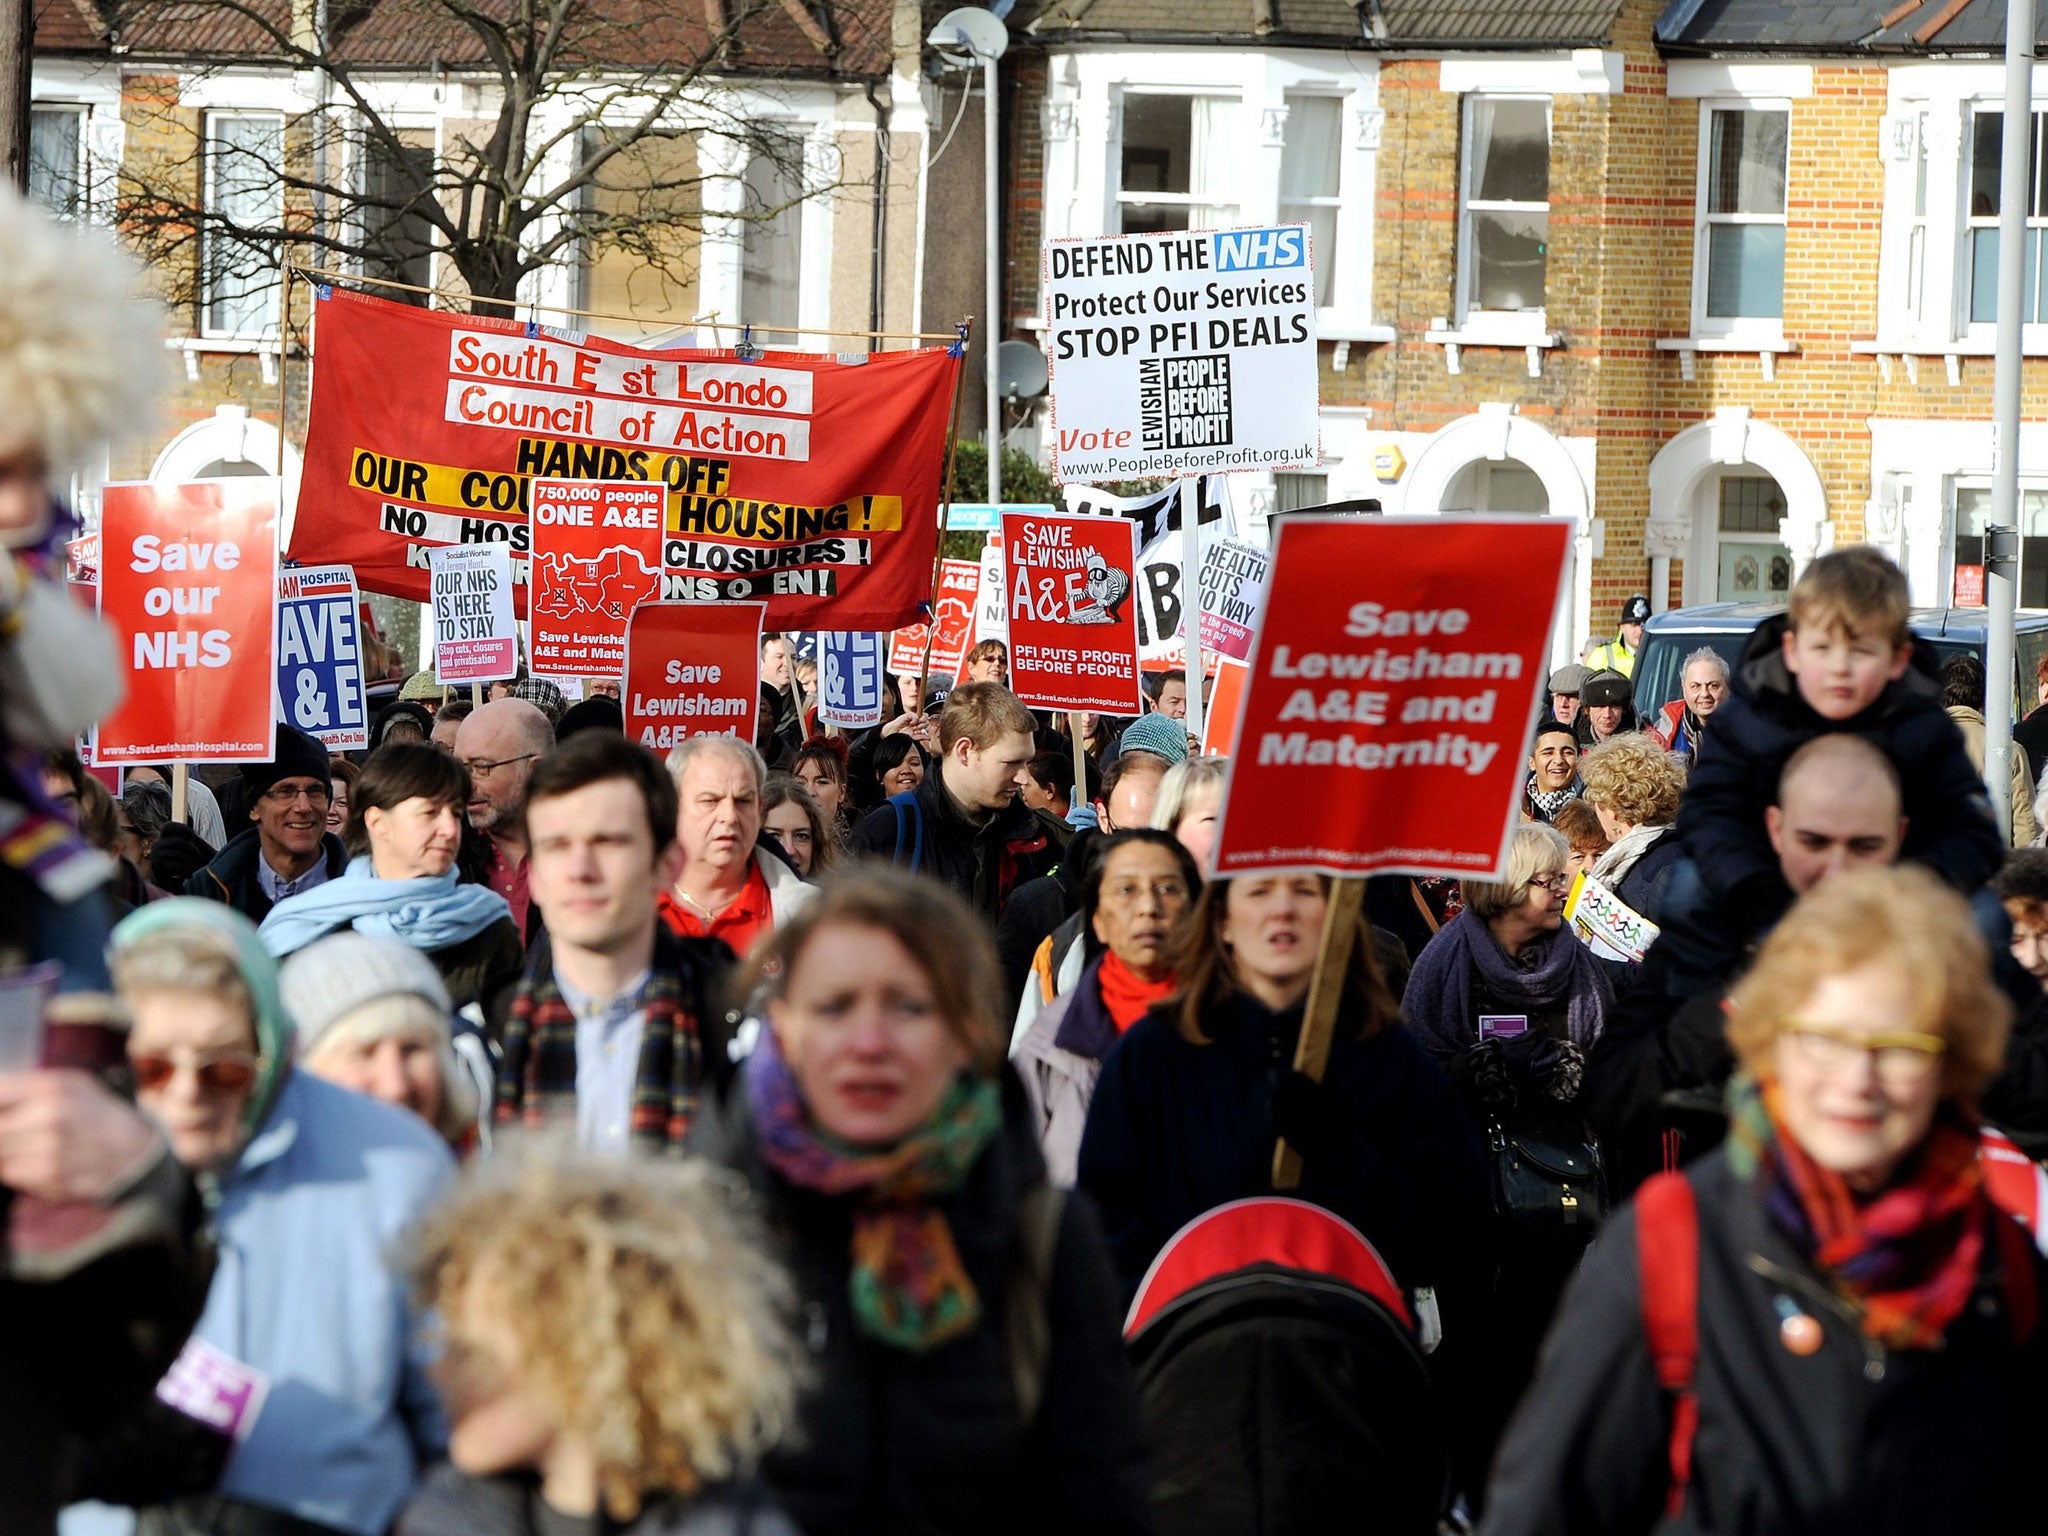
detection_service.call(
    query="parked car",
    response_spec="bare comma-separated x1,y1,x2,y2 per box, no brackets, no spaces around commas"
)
1633,602,2048,721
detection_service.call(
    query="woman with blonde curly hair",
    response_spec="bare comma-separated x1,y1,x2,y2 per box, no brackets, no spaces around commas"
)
1578,731,1688,925
398,1143,803,1535
1484,865,2048,1536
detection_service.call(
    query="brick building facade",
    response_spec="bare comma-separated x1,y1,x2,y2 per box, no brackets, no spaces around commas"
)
1008,0,2048,658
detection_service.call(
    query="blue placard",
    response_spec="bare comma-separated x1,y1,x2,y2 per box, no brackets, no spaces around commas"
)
818,631,886,730
276,563,369,750
945,502,1054,533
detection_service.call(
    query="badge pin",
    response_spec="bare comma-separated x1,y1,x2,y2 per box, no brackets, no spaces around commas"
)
1778,1310,1824,1356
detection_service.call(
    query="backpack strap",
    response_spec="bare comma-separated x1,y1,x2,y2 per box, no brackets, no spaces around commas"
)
888,790,924,875
1005,1180,1065,1428
1636,1171,1701,1522
1992,1207,2041,1346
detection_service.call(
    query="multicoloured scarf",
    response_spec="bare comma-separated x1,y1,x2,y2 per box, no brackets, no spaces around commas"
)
1726,1076,1990,1350
495,931,709,1154
1097,950,1177,1032
746,1025,1002,1352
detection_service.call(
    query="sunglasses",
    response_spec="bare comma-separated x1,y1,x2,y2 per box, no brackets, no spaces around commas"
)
129,1048,264,1095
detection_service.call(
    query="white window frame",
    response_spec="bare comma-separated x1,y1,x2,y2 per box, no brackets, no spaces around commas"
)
1455,93,1551,336
1706,473,1793,603
1033,53,1384,341
1111,87,1241,234
1947,476,2048,606
737,120,810,339
1691,100,1792,342
1961,101,2048,340
1278,90,1345,311
1903,106,1933,331
352,124,440,300
27,104,89,220
201,110,285,339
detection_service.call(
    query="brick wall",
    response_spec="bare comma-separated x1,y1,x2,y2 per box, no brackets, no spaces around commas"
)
1345,0,2048,633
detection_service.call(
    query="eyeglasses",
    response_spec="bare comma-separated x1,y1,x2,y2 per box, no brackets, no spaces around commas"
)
129,1047,265,1096
262,782,331,806
460,753,538,781
1782,1021,1945,1084
1527,874,1573,894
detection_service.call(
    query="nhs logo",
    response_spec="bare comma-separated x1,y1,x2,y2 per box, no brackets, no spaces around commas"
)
1211,226,1307,271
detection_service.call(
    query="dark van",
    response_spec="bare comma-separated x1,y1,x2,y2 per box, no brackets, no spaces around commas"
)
1633,603,2048,723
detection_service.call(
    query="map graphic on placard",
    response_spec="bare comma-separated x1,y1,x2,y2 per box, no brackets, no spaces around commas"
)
532,547,663,623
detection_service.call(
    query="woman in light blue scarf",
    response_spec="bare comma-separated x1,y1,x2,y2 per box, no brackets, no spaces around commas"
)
260,742,524,1028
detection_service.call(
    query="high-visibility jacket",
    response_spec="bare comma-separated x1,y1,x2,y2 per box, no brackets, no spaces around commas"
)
1585,635,1637,678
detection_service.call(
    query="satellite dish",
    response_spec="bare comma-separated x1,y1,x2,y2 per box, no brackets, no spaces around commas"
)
927,6,1008,64
996,339,1048,401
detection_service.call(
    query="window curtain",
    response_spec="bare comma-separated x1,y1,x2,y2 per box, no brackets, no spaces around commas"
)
1466,97,1498,204
1189,96,1240,228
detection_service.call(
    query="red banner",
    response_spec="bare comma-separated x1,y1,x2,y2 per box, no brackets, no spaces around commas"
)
1212,516,1569,880
1002,509,1144,713
886,558,980,679
530,479,666,677
623,601,765,752
96,480,280,764
294,287,959,630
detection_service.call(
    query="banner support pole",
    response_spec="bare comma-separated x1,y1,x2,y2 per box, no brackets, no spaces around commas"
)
276,266,292,479
470,682,483,709
1272,876,1365,1190
920,319,973,709
171,761,190,827
1179,478,1205,749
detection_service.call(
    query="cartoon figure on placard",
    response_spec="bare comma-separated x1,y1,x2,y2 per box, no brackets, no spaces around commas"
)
1071,551,1131,624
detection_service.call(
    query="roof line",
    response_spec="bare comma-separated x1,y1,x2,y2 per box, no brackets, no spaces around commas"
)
1913,0,1972,43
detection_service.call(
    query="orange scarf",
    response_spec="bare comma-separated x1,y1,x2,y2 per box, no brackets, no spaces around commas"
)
1098,950,1176,1032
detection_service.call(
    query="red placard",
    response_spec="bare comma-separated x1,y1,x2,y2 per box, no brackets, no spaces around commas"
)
96,480,280,764
886,558,980,679
1202,658,1250,757
1002,510,1144,714
530,479,666,676
623,601,766,752
1955,563,1986,606
294,286,957,629
1212,516,1569,880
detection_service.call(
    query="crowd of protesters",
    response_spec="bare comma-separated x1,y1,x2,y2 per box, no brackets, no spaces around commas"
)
12,179,2048,1536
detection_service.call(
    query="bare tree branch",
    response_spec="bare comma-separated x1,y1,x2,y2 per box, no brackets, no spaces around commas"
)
107,0,863,317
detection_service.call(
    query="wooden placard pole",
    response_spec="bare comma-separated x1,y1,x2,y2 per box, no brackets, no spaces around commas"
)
470,682,483,708
1272,876,1367,1190
1070,713,1088,814
1179,477,1205,749
170,761,190,827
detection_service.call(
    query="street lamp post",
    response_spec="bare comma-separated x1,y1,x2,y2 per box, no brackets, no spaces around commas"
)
927,9,1009,508
1987,0,2035,842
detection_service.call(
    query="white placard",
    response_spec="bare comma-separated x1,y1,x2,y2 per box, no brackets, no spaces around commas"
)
1043,225,1321,482
428,543,518,685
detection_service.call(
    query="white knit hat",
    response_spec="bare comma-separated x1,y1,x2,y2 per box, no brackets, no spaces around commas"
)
278,931,453,1056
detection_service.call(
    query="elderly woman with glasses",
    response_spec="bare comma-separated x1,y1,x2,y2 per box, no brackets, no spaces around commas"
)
1405,822,1616,1484
101,898,454,1536
1483,865,2048,1536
